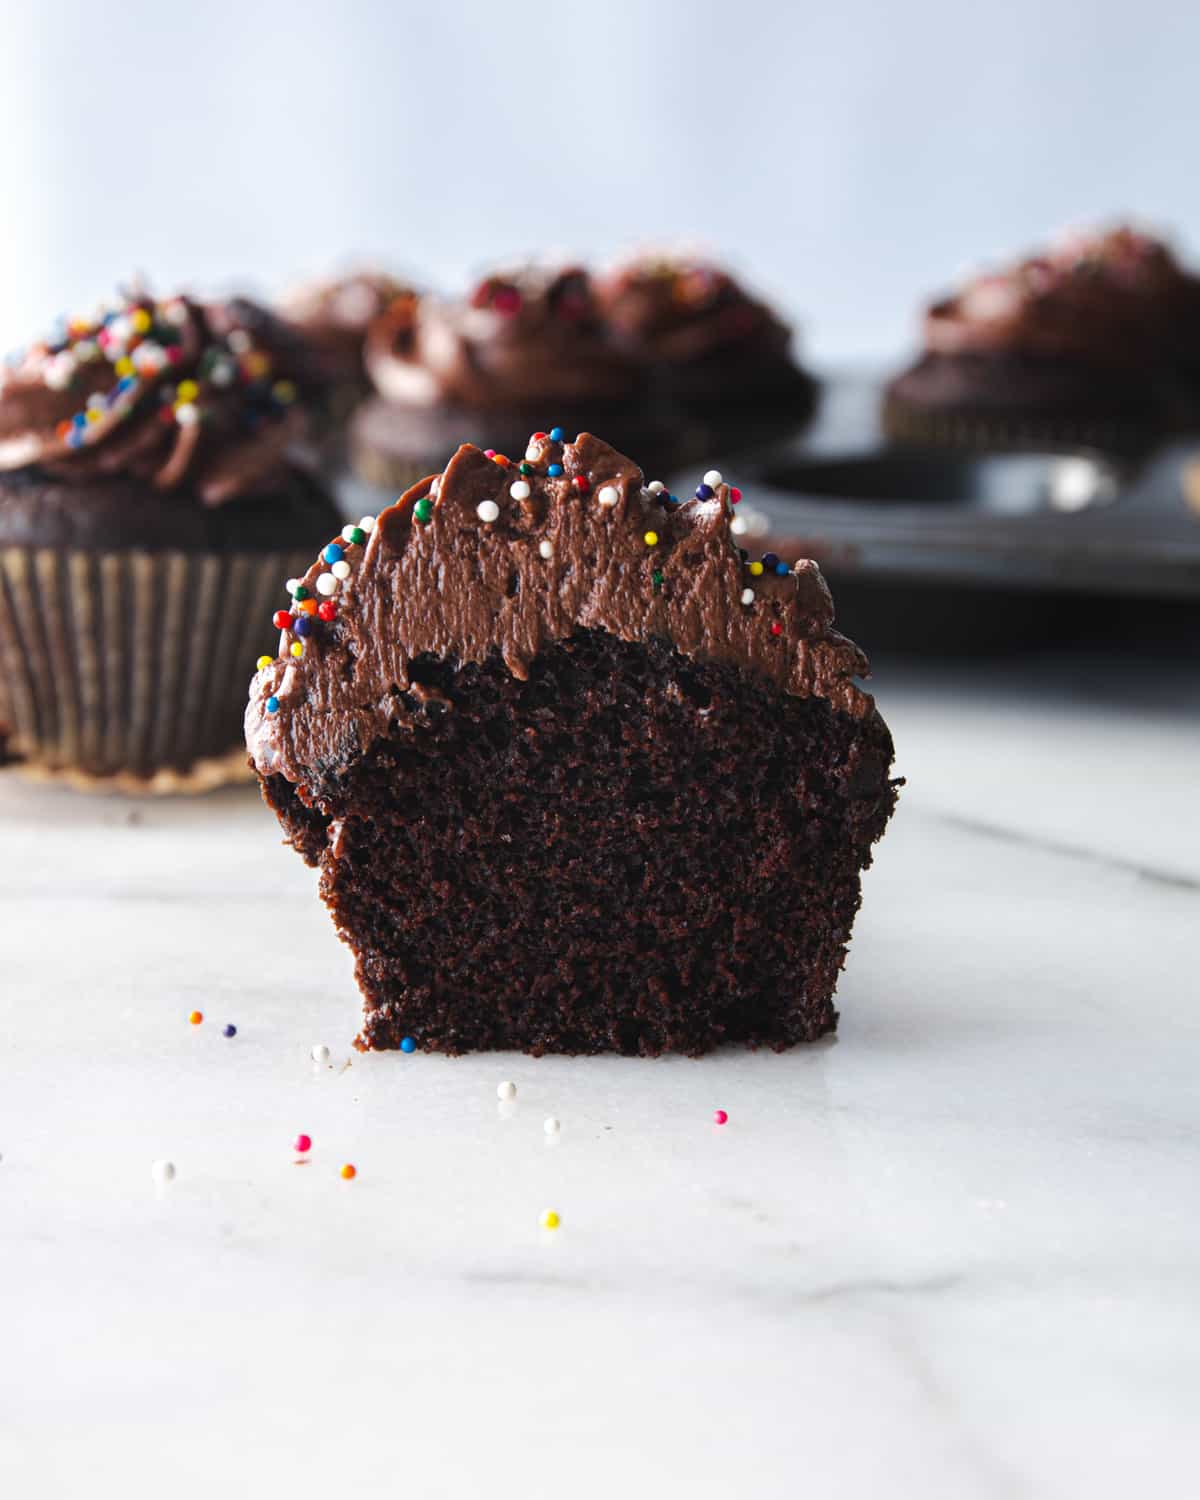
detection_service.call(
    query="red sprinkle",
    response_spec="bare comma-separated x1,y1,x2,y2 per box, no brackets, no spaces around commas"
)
770,622,783,636
492,287,521,315
317,601,337,622
272,610,293,630
293,1134,312,1154
713,1109,729,1125
573,475,590,494
531,431,547,442
730,487,742,505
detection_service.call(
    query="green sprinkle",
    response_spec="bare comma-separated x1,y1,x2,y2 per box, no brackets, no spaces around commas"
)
519,462,533,476
346,526,365,545
292,584,310,601
414,497,434,524
652,569,664,593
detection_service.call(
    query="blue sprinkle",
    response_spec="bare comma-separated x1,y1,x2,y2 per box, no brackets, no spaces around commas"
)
66,430,84,449
222,1024,237,1038
762,552,780,569
547,463,563,478
400,1036,416,1053
548,426,564,442
117,375,135,393
293,616,313,638
72,411,87,428
266,696,280,714
694,483,714,501
775,561,790,576
323,542,344,565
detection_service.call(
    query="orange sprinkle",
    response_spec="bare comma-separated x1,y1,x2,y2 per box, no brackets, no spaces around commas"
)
188,1010,203,1025
491,453,510,466
340,1163,357,1180
297,598,318,616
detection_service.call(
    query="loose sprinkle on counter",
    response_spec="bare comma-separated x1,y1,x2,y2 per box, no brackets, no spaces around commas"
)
151,1160,176,1185
340,1163,357,1180
544,1117,561,1136
713,1109,729,1125
222,1024,237,1038
497,1080,517,1101
311,1044,331,1064
188,1010,203,1025
293,1134,312,1154
540,1209,561,1230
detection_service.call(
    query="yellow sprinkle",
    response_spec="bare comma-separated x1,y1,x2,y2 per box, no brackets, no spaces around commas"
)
85,408,102,424
272,379,297,404
749,561,764,576
114,356,134,377
176,378,199,403
540,1209,561,1231
130,308,152,334
290,641,304,658
244,351,271,379
256,654,273,671
643,531,659,547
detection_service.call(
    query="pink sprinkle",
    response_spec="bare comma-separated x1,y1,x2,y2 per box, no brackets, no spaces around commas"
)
483,449,495,458
729,487,742,505
713,1110,729,1126
293,1134,312,1153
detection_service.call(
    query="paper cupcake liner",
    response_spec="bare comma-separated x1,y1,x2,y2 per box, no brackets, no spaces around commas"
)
0,545,315,784
347,432,433,497
881,396,1155,454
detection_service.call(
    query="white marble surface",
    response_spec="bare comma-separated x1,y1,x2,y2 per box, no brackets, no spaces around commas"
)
1,641,1198,1499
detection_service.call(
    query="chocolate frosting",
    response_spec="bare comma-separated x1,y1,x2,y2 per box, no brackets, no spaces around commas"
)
921,225,1200,367
0,291,314,505
281,271,418,388
364,266,647,410
246,430,874,784
598,256,793,366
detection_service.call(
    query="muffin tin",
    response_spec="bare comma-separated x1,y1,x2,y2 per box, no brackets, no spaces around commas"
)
694,376,1200,647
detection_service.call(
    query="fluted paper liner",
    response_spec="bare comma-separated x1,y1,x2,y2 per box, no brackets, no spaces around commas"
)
0,546,314,785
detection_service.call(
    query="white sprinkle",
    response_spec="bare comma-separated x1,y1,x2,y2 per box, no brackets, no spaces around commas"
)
509,480,531,501
316,572,338,596
538,540,553,559
151,1160,175,1185
174,403,199,427
209,358,235,387
525,443,541,461
703,469,724,488
477,499,500,523
44,354,75,390
741,587,755,606
163,300,189,326
285,577,300,595
597,485,620,508
331,560,351,580
359,515,376,532
429,479,440,497
544,1117,561,1136
227,329,252,354
86,392,107,412
311,1043,331,1064
647,480,665,494
74,339,98,363
497,1081,517,1100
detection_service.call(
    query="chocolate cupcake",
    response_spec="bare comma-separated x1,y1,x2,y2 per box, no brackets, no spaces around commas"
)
597,255,817,451
884,225,1200,450
279,270,419,427
0,289,341,788
349,265,675,492
246,429,899,1055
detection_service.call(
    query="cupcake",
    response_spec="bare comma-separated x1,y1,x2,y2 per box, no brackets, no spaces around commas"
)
278,270,419,428
349,265,674,492
597,254,817,451
0,289,341,788
246,429,899,1055
884,224,1200,449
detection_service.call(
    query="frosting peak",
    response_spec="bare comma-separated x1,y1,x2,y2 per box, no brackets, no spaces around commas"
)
245,430,872,783
0,290,312,504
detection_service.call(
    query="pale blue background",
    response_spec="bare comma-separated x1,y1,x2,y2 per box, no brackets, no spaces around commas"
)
0,0,1196,363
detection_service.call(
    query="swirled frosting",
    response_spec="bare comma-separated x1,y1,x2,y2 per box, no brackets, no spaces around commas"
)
246,429,873,784
597,256,793,365
0,290,313,504
922,225,1200,366
364,266,645,410
281,271,418,388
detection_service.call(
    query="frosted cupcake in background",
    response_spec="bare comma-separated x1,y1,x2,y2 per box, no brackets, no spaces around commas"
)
0,288,341,790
